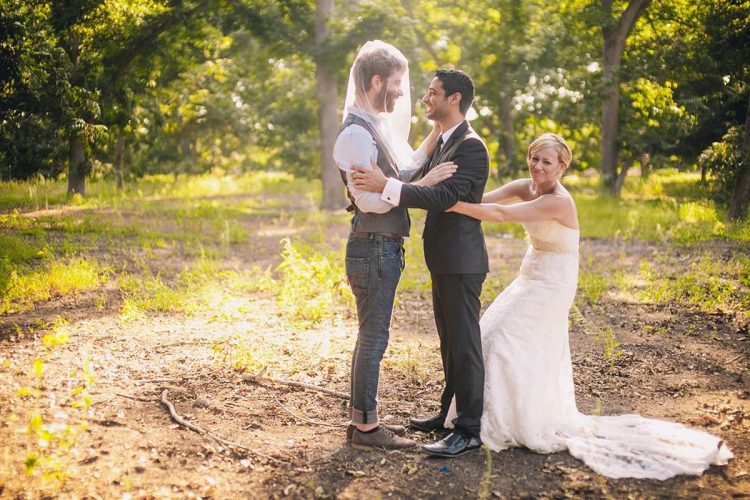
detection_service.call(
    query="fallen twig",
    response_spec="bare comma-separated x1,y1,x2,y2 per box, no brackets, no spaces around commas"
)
243,373,349,400
132,378,179,384
265,388,346,428
727,353,746,366
159,390,287,464
116,392,157,403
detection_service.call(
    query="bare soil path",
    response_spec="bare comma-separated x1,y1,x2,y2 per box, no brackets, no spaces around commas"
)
0,201,748,499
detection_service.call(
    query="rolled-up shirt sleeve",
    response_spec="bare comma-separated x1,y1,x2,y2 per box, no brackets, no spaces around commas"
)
333,125,395,214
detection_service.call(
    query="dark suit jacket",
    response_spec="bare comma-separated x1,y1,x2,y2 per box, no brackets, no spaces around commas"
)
399,120,490,275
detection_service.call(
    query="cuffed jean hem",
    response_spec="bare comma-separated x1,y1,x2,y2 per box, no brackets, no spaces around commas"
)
349,406,379,425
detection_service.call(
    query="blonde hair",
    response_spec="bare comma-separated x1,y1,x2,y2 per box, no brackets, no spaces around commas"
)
527,133,573,171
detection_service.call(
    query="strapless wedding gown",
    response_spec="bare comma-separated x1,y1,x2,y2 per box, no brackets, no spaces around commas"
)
446,220,732,479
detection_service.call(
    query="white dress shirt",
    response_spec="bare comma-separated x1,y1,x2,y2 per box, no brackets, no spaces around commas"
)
334,107,429,213
381,122,462,206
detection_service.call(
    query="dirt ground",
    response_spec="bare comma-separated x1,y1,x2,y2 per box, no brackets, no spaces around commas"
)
0,202,748,499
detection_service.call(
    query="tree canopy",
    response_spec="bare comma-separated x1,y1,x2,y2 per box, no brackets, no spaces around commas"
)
1,0,748,216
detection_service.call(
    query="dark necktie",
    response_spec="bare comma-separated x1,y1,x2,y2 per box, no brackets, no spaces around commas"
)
429,136,444,170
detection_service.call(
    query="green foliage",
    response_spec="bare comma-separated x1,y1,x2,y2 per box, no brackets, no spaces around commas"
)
479,444,493,500
699,126,749,206
398,212,432,293
577,272,609,304
640,256,750,317
276,238,352,326
5,315,94,485
117,272,188,320
566,170,750,243
571,305,623,368
213,340,278,374
382,342,435,386
594,326,623,368
0,258,106,315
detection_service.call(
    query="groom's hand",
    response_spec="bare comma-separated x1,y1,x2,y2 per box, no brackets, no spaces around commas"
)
351,158,387,193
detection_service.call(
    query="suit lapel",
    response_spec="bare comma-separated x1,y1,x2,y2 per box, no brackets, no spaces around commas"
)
426,120,470,172
438,120,469,163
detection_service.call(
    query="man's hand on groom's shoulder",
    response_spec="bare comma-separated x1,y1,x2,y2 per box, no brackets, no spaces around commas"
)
351,159,387,193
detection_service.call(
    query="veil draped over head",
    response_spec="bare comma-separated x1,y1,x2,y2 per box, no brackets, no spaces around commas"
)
342,40,414,169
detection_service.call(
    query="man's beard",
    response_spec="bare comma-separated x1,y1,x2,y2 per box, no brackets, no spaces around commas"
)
380,86,399,113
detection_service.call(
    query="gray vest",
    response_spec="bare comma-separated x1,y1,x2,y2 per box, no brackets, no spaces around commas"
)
338,114,410,237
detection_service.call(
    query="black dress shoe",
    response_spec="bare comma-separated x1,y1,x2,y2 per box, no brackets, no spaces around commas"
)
409,414,447,432
422,431,482,458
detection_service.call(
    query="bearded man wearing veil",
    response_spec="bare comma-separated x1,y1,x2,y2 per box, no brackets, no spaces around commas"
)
333,41,455,450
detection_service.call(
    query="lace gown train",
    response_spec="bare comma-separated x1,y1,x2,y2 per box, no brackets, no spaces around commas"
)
447,220,732,479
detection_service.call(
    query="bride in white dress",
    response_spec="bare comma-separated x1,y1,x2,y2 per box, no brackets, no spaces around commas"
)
445,133,732,479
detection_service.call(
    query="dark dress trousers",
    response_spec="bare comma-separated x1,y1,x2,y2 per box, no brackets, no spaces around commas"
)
398,120,490,436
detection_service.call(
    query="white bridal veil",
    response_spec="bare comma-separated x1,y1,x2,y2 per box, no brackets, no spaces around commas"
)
342,40,414,169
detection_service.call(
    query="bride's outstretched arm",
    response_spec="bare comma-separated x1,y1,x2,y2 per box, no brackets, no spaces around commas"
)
482,178,529,204
448,194,573,223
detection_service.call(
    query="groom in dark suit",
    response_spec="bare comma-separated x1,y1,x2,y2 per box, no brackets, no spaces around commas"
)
352,69,490,457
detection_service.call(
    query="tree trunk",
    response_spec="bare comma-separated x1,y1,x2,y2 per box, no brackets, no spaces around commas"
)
179,131,197,174
611,153,632,197
728,92,750,220
499,88,516,178
599,0,651,195
67,135,86,197
639,152,651,179
114,130,125,190
600,58,620,187
316,0,345,211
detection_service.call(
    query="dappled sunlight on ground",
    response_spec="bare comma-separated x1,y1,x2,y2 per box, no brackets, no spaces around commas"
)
0,171,748,497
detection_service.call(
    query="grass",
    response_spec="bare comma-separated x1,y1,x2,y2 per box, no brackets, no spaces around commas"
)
1,168,747,336
0,167,747,495
0,171,317,212
0,258,106,315
276,238,353,326
5,316,94,490
482,168,750,244
639,255,750,317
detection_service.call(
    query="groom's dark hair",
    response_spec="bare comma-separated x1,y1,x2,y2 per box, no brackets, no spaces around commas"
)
354,48,406,92
435,69,474,115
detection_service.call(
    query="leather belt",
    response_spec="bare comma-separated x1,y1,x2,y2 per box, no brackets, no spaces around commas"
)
350,231,404,244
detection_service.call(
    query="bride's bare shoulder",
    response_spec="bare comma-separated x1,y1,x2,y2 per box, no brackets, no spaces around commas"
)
553,183,575,203
514,178,535,200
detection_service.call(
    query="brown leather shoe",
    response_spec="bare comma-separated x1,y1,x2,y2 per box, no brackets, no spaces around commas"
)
346,423,407,443
351,426,416,450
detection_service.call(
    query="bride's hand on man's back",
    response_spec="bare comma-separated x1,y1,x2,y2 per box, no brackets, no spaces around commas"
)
414,162,457,187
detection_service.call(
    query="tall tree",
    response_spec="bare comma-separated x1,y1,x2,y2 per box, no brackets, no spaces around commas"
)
599,0,651,194
705,1,750,219
315,0,344,210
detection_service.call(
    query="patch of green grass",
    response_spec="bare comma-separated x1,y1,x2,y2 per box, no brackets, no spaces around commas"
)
562,170,750,244
0,171,319,216
577,271,609,304
276,238,352,326
117,273,189,320
5,315,94,487
570,306,623,368
213,339,281,374
0,258,107,315
0,177,68,212
116,253,280,321
639,256,750,317
382,342,435,386
399,222,431,293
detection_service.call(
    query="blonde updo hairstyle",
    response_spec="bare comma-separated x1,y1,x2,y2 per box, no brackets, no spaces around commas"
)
527,133,573,178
